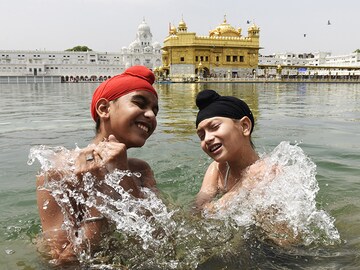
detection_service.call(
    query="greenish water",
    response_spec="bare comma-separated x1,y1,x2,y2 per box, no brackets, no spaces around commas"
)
0,82,359,269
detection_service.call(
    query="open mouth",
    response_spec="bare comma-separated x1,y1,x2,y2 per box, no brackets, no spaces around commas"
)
136,122,150,134
209,143,222,153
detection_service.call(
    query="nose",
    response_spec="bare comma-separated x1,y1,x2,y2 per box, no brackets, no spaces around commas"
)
204,131,214,144
144,109,156,119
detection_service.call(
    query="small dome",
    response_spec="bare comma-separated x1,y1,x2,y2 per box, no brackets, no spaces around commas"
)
179,18,186,28
177,17,188,32
152,42,161,48
248,23,260,31
169,24,177,35
138,19,150,32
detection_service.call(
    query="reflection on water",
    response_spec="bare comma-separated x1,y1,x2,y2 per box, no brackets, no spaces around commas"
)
155,83,260,139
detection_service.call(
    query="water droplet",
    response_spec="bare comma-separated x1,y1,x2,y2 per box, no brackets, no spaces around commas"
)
5,249,15,255
43,199,49,209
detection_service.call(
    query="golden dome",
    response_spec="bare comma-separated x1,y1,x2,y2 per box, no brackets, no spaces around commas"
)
248,23,260,31
209,16,241,37
247,23,260,37
177,17,188,32
169,24,177,35
179,18,186,28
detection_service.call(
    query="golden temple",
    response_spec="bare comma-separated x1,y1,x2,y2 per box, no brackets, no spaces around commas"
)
159,16,260,81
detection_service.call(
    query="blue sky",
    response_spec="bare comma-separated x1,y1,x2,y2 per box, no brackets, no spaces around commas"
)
1,0,359,55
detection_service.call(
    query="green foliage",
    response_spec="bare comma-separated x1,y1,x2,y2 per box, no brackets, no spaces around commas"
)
354,49,360,53
65,45,93,52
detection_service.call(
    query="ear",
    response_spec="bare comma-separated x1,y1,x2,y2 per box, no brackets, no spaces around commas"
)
240,116,252,136
95,98,111,120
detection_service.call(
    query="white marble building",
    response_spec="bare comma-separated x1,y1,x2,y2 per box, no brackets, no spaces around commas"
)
122,19,162,70
0,19,162,82
257,51,360,78
259,51,360,67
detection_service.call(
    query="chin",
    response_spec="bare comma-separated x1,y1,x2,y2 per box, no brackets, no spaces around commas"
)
211,154,227,163
128,139,146,148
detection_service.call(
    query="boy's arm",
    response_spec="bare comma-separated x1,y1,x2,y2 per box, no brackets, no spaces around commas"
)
194,162,220,212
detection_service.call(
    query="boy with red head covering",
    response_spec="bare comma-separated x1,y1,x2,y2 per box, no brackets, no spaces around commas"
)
90,65,158,121
36,66,159,265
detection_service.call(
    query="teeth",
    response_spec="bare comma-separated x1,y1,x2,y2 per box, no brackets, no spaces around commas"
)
210,144,221,152
137,123,149,133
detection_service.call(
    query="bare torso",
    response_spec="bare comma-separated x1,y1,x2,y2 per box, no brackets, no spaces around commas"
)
36,147,156,264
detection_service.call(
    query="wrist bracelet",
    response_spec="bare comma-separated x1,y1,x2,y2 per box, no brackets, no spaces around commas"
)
83,216,105,223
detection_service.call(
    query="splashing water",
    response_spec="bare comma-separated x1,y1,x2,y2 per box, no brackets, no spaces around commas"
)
28,142,340,269
29,145,209,269
204,141,340,246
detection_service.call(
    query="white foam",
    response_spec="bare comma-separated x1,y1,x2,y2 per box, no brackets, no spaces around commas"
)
28,142,340,268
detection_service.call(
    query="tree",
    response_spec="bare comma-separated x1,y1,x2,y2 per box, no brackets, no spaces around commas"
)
65,46,93,52
354,49,360,53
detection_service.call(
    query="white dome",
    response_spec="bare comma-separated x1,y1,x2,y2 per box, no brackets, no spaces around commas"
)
138,19,150,32
152,42,161,48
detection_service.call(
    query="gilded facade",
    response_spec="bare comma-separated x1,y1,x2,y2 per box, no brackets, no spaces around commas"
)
160,16,260,81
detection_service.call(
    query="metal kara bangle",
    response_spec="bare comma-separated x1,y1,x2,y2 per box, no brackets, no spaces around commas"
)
83,216,105,223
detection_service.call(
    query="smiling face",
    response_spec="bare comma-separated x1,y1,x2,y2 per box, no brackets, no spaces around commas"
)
106,90,159,148
196,117,248,162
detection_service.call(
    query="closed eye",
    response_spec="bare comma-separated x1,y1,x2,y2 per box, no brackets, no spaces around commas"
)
132,95,159,117
132,97,146,108
210,123,220,130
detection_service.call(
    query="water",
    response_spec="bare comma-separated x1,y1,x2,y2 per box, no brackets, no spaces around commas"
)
0,82,359,269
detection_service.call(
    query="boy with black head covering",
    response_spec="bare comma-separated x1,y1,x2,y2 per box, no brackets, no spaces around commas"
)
194,89,261,211
194,90,304,247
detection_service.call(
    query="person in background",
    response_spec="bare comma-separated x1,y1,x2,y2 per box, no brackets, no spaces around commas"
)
36,66,159,264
